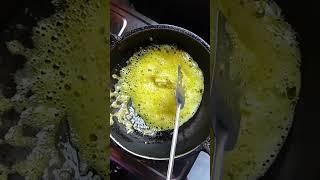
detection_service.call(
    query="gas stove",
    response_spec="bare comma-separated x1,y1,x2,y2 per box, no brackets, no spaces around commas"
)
110,1,210,179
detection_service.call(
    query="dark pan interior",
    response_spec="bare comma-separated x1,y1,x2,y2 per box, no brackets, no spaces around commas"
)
110,25,210,159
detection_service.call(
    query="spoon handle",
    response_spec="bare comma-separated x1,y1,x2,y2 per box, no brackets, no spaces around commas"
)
166,103,182,180
212,130,228,180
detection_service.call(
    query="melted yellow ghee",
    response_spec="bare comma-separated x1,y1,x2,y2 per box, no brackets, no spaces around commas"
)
114,45,204,131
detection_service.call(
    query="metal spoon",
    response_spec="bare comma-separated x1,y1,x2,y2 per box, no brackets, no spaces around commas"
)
166,65,185,180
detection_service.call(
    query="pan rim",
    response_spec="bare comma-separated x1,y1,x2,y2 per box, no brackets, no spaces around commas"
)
110,134,204,160
113,24,210,51
110,24,210,160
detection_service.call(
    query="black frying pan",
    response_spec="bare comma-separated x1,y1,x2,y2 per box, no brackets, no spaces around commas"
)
110,24,211,160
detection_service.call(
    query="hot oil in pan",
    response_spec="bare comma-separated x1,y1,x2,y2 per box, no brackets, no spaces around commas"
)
110,45,204,135
1,0,108,179
218,0,301,179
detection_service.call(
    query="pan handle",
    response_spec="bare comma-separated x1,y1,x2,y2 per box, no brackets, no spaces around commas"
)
196,132,227,180
187,140,211,180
